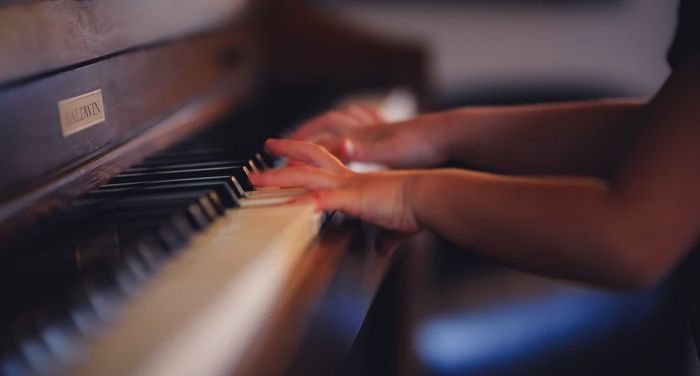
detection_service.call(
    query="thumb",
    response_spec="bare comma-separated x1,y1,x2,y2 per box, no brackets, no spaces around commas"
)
291,188,360,217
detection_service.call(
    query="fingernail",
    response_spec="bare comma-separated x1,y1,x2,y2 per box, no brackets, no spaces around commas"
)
342,138,355,158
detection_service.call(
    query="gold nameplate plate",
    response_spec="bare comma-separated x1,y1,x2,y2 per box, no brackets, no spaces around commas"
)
58,89,106,137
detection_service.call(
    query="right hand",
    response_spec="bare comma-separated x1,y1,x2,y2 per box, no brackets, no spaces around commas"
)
252,139,424,233
291,105,447,168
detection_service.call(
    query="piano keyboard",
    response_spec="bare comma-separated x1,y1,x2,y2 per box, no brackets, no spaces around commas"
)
0,132,321,375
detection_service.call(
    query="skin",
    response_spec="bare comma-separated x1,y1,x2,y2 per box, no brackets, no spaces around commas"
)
250,51,700,290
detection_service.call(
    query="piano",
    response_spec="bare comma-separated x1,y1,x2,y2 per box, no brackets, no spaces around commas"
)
0,1,427,374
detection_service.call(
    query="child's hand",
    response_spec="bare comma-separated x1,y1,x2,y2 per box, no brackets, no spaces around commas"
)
291,104,384,143
291,105,447,168
251,139,422,233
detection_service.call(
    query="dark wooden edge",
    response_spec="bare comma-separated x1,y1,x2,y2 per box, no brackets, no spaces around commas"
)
0,26,254,201
234,218,395,375
0,0,251,85
0,78,253,241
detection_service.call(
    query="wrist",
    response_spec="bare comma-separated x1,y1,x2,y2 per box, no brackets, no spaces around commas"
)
420,110,476,164
400,113,454,166
403,171,433,229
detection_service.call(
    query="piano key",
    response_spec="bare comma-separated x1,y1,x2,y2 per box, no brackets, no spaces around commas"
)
1,139,295,373
72,198,322,376
240,188,309,208
128,160,250,173
108,258,143,297
134,236,169,271
253,152,273,170
38,316,83,366
67,290,102,338
102,176,248,198
18,331,54,374
0,351,31,376
82,282,124,324
93,182,239,208
110,166,248,184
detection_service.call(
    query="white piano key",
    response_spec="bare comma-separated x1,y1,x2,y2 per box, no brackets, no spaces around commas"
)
73,194,321,376
240,188,309,207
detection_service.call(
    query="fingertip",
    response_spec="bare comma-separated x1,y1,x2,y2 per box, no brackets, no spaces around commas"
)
248,171,265,185
341,138,356,159
310,190,327,212
263,139,275,153
289,192,323,212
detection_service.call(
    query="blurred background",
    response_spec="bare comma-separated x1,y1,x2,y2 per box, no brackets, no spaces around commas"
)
313,0,676,107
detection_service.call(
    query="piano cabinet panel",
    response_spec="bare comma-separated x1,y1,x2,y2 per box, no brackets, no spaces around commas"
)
0,27,257,238
0,0,251,85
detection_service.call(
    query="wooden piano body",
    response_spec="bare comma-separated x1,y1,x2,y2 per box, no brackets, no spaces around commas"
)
0,1,427,374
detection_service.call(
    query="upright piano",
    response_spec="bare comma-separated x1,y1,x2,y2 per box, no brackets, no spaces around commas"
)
0,1,427,374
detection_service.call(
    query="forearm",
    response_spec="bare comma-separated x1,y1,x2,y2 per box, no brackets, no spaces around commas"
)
407,169,648,288
423,99,647,176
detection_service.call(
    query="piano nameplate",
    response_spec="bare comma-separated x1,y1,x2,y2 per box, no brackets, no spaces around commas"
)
58,89,106,137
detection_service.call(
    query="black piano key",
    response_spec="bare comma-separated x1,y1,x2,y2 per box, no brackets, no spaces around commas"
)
186,202,211,230
36,313,83,367
0,351,31,376
110,166,247,184
112,255,148,296
101,175,248,198
17,330,54,374
156,217,191,251
83,286,122,324
253,152,272,170
0,141,273,364
205,191,227,215
108,166,254,192
66,290,101,338
134,236,168,271
92,182,239,208
128,159,249,173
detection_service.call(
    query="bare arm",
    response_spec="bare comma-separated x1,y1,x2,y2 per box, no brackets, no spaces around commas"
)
431,98,646,177
293,98,646,177
254,53,700,289
409,53,700,288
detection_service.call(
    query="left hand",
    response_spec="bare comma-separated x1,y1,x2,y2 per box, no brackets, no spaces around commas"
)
250,138,422,233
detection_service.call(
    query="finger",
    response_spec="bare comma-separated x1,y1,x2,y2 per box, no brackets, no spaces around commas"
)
265,138,346,173
309,188,361,216
340,129,403,165
356,104,386,123
249,166,343,190
340,137,385,163
286,159,309,167
337,104,383,124
292,111,363,140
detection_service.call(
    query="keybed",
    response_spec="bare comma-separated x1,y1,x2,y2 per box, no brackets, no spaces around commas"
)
0,127,283,375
